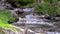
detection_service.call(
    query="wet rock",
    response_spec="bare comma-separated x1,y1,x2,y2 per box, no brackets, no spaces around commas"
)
55,14,60,17
14,18,19,22
48,29,56,32
44,14,60,21
44,14,52,20
52,17,60,21
16,9,25,18
16,10,24,15
23,8,34,15
2,2,14,10
27,31,35,34
11,8,25,18
45,16,52,20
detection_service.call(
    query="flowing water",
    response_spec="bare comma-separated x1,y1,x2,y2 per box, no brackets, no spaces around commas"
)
0,1,60,34
14,8,60,34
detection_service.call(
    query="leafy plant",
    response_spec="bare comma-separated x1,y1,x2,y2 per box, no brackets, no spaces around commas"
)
5,0,35,8
35,2,52,14
0,10,20,32
35,1,60,16
0,10,15,22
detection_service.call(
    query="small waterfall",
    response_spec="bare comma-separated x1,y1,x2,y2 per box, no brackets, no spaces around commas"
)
14,8,54,26
0,0,60,34
13,8,60,34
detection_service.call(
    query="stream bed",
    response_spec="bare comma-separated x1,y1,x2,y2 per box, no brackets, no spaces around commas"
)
0,1,60,34
13,8,60,34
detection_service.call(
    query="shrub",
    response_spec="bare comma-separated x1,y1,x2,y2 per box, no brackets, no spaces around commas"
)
0,10,15,24
35,1,60,16
5,0,35,8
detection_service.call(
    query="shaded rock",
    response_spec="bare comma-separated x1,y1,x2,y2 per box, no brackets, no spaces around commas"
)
11,8,25,18
44,14,52,20
14,18,19,22
27,31,35,34
8,21,13,24
48,29,56,32
52,17,60,21
2,2,14,10
23,8,34,15
45,16,52,20
55,14,60,17
16,10,24,15
44,14,60,21
15,9,25,18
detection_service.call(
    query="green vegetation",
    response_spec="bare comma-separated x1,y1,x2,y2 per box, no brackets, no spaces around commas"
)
35,0,60,16
0,0,60,33
17,0,34,5
4,0,60,16
0,10,15,23
0,10,20,32
35,2,51,14
5,0,35,8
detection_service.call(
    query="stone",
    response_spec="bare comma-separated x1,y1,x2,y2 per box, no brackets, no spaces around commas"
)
2,2,14,10
45,16,52,20
52,17,60,21
0,6,5,10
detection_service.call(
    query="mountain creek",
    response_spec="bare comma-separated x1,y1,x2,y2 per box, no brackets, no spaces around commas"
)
0,0,60,34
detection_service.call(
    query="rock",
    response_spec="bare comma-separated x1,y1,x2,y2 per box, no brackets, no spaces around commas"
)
27,32,35,34
52,17,60,21
48,29,56,32
11,8,25,18
2,2,14,10
14,18,19,22
23,8,34,15
8,21,13,24
16,10,24,15
45,16,52,20
15,9,25,18
44,14,52,20
55,14,60,17
0,6,5,10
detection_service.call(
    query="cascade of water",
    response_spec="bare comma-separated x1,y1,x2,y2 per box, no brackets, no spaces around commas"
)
14,8,54,26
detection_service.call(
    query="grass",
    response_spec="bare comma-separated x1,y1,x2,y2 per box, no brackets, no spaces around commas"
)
0,10,15,22
0,10,20,32
35,1,60,16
